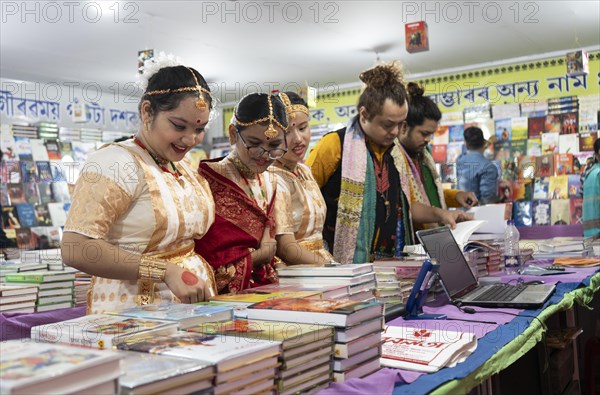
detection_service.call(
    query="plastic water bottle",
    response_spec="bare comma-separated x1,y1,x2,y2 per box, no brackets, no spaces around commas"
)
503,220,520,274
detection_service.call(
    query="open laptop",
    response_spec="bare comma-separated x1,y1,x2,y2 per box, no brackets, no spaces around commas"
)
416,226,556,309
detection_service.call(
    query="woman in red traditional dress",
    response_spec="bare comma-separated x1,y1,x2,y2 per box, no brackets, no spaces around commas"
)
195,93,325,294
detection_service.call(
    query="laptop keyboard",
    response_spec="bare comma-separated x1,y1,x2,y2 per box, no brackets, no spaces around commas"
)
473,284,527,302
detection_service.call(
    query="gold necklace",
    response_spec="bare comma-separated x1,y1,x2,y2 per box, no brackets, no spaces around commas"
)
230,153,256,179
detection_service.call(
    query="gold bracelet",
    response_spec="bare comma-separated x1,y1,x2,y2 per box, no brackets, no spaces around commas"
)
138,256,168,282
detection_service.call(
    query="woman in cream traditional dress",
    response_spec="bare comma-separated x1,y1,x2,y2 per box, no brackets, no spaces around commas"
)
271,92,334,263
62,58,217,314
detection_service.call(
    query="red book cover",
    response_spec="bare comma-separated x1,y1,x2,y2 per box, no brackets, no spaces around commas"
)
570,198,583,225
527,116,545,138
431,145,447,163
560,112,578,134
405,21,429,53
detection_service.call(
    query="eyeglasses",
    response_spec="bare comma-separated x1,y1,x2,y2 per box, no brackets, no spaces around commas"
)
236,129,288,160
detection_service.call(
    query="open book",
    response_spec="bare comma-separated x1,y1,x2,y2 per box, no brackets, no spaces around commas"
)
404,220,486,255
466,203,511,234
381,325,477,373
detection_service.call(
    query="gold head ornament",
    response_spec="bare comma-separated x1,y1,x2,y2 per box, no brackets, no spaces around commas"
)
144,67,210,111
278,92,309,120
234,94,287,140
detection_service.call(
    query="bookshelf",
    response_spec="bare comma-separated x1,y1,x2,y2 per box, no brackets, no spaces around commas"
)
433,94,599,230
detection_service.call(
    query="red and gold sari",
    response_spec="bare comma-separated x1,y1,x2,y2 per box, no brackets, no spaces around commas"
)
195,155,291,293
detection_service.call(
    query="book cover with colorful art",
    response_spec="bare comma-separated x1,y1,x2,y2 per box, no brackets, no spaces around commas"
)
554,153,573,175
533,200,551,226
495,119,512,141
570,198,583,225
527,116,545,138
511,117,528,140
548,176,569,199
526,138,542,156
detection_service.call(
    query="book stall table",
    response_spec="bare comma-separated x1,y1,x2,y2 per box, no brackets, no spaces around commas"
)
317,263,599,395
1,305,85,341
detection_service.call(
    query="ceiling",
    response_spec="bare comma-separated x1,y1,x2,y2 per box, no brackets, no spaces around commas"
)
2,1,599,104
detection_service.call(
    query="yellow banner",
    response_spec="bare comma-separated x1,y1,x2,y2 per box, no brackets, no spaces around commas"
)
222,52,599,134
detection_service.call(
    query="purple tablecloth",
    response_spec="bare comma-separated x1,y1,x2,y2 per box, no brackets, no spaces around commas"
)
317,261,598,395
0,306,86,341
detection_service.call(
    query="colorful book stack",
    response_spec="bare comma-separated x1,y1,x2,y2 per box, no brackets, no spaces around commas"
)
115,331,280,395
188,319,335,394
32,314,178,349
372,258,426,305
0,341,122,395
0,284,38,313
276,263,376,302
118,352,214,395
245,297,384,383
4,270,75,311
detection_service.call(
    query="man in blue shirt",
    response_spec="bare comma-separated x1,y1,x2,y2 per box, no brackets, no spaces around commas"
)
456,127,499,204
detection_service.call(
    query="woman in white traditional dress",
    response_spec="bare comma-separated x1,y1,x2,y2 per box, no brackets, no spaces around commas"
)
61,56,217,314
270,92,334,263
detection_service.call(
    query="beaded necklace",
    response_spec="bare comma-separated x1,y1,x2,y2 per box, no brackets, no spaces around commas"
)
133,137,182,179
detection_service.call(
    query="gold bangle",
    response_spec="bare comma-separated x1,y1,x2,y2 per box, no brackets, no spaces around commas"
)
138,256,167,282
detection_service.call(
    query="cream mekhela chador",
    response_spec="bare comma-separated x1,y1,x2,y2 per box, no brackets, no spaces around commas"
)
62,56,217,313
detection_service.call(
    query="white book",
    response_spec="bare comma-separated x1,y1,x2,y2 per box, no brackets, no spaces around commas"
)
380,325,477,373
115,332,281,373
279,272,376,286
333,357,380,382
334,331,382,359
30,139,49,161
32,314,178,350
277,263,373,277
333,346,381,372
118,352,214,395
0,341,122,395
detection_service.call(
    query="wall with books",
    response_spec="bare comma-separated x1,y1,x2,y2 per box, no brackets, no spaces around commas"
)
0,75,218,253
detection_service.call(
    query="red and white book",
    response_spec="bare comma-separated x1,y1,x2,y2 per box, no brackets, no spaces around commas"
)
381,325,477,373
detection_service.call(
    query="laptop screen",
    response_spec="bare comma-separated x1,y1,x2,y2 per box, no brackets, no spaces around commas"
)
416,227,479,299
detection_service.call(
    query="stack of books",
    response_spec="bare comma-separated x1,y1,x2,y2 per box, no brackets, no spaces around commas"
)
118,352,214,395
32,314,178,349
277,264,376,302
113,302,234,330
115,332,280,394
188,319,335,394
4,270,75,311
372,259,426,304
11,124,38,139
58,127,81,142
210,286,323,318
80,128,103,143
35,122,59,139
0,341,122,394
0,260,48,283
533,237,589,259
0,283,38,313
245,297,385,383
